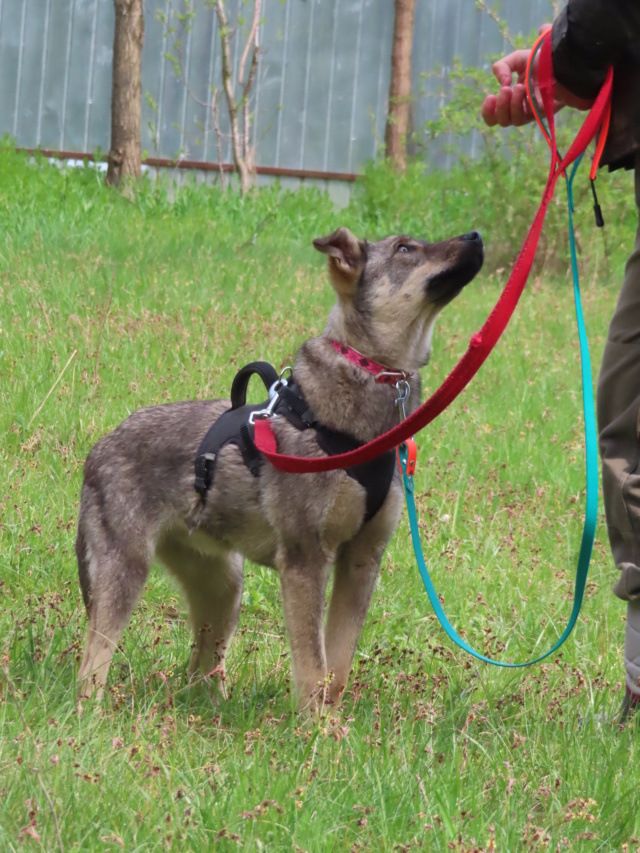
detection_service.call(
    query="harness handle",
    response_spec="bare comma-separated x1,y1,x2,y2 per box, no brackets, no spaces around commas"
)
230,361,279,409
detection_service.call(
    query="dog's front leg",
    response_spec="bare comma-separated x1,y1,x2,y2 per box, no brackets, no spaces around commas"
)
324,494,402,706
277,548,331,712
323,544,382,707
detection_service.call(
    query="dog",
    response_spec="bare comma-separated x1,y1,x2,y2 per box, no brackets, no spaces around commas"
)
76,226,483,710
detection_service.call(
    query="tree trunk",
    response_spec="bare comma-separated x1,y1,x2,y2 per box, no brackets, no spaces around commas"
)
106,0,144,187
385,0,416,172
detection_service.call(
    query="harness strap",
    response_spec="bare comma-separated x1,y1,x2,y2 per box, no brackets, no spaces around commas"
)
230,361,279,409
194,401,268,498
194,452,217,497
194,369,396,520
277,383,315,426
196,361,287,498
239,422,264,475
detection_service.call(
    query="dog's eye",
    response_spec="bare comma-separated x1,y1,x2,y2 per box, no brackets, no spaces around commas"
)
397,244,413,254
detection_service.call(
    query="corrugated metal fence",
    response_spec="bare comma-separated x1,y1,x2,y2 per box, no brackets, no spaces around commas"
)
0,0,556,188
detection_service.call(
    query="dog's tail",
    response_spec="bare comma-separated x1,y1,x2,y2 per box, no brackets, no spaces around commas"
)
75,519,93,615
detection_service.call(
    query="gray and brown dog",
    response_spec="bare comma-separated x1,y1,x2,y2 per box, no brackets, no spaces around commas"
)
76,226,483,710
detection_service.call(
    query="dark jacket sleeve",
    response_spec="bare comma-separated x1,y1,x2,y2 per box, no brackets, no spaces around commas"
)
552,0,640,98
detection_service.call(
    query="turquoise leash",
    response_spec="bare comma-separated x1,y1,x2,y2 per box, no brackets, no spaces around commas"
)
399,154,599,667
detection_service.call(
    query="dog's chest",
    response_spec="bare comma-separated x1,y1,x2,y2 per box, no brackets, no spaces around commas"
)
188,462,371,571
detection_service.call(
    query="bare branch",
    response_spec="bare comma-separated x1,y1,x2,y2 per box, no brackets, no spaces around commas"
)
214,0,256,193
242,36,259,162
161,0,260,194
211,88,226,189
238,0,262,88
214,0,239,131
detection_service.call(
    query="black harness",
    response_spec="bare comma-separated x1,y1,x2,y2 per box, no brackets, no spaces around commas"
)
193,361,396,522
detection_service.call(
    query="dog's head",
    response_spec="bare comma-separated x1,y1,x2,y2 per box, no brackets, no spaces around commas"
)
314,227,484,371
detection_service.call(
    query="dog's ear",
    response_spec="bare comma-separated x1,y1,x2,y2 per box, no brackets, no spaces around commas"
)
313,227,365,299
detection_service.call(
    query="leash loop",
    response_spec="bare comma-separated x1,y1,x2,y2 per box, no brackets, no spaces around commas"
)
394,32,606,667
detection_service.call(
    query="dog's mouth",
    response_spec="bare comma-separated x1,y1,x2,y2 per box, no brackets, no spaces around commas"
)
426,231,484,306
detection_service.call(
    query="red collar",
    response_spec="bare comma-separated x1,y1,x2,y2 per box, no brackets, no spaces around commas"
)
329,340,409,385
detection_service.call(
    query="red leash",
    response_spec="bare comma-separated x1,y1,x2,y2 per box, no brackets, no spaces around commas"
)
254,35,613,474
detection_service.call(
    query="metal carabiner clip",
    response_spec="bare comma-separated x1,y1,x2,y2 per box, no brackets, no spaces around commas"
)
249,382,285,424
394,378,411,422
248,366,293,425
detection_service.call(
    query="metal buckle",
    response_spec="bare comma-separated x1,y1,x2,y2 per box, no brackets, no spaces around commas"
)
375,369,409,385
248,366,293,424
394,378,411,421
395,380,417,478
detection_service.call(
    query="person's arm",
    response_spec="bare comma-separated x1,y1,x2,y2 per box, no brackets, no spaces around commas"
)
482,0,640,129
552,0,640,99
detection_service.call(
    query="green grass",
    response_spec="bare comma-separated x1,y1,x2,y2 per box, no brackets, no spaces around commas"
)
1,147,640,851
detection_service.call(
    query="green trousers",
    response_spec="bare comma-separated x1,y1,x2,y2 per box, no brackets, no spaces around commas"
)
597,154,640,603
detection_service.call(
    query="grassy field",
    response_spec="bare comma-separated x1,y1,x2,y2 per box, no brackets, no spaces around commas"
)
2,148,640,851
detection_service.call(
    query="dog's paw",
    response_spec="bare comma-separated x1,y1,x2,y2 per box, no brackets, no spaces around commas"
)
186,663,229,702
296,673,345,719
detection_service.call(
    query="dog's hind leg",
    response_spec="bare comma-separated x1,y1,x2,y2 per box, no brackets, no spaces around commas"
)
76,516,153,700
156,538,243,694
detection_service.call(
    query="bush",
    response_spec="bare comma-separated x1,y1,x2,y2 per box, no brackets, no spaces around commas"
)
1,74,635,288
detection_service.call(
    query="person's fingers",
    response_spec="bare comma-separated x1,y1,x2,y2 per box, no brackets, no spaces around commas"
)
492,57,514,87
492,49,530,87
481,94,498,127
482,24,564,129
509,83,533,127
538,22,552,35
494,87,515,127
491,86,536,129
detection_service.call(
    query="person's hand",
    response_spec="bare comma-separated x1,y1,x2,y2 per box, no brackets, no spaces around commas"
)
481,24,594,128
481,45,534,127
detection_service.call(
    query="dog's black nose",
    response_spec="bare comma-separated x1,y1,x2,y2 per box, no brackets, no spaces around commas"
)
462,231,482,243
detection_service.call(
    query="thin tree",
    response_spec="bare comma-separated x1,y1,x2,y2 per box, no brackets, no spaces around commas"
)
385,0,416,172
106,0,145,187
212,0,262,195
